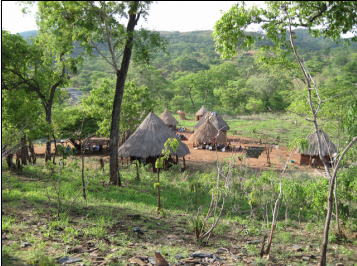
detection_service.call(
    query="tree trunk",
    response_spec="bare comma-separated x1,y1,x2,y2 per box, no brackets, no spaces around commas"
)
53,134,57,165
16,153,21,170
45,109,52,162
45,136,51,162
109,4,140,184
68,138,79,150
320,180,334,266
320,137,357,265
157,168,161,210
334,178,341,236
6,154,16,170
29,139,36,164
81,140,86,201
21,135,28,166
135,161,140,181
28,139,33,164
189,93,195,108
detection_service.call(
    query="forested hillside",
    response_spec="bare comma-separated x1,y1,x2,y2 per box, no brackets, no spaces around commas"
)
15,28,357,141
49,29,355,115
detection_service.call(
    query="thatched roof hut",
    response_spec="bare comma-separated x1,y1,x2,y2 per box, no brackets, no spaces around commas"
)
189,119,227,146
299,130,337,156
195,105,209,121
194,112,230,134
118,111,190,159
298,130,337,166
159,109,179,130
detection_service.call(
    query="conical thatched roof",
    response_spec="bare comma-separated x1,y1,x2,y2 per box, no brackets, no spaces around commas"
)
194,112,230,131
195,105,209,116
159,109,179,125
189,120,227,145
298,130,337,156
118,111,190,158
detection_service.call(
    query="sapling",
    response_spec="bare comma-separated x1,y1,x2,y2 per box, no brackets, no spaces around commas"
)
195,140,233,242
281,7,357,265
155,138,179,212
64,173,98,219
263,138,306,257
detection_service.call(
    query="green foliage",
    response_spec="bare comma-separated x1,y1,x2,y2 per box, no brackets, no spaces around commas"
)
2,29,73,147
245,98,265,114
80,79,155,137
15,26,355,124
213,2,357,60
53,105,99,139
342,101,357,139
288,138,308,152
155,138,179,169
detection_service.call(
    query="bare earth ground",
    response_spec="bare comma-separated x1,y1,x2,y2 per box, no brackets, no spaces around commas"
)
33,132,313,174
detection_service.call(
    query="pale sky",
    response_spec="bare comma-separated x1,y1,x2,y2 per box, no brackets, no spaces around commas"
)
2,2,353,37
1,1,265,34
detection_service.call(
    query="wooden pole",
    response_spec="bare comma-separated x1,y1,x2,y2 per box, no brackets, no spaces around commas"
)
157,168,161,210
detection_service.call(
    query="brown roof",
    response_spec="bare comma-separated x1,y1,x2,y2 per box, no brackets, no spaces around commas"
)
195,105,209,116
118,111,190,158
298,130,337,156
159,109,179,125
194,111,230,131
189,119,227,145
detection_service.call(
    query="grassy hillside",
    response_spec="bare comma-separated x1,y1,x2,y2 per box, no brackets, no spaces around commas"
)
2,157,357,265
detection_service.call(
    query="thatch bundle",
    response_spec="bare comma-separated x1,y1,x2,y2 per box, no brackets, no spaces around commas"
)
118,111,190,158
159,109,179,129
177,110,186,120
189,119,227,145
298,130,337,156
195,105,209,116
194,111,230,132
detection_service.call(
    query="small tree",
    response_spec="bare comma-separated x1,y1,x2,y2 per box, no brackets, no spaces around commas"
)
2,30,75,162
213,2,357,264
155,138,179,212
35,1,168,184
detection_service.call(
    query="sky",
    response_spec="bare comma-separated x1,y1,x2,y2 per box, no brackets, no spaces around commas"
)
1,1,265,34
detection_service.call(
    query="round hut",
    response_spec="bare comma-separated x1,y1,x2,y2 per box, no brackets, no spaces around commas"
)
118,111,190,170
298,130,337,167
194,111,230,135
177,110,186,120
195,105,209,121
159,109,179,130
189,119,227,147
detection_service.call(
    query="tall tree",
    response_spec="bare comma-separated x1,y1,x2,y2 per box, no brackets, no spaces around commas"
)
36,1,167,185
213,2,357,265
2,30,73,162
1,84,44,161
